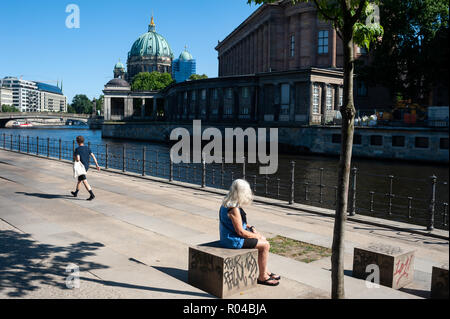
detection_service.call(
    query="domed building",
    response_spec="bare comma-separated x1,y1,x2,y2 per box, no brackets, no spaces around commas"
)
126,16,174,82
172,47,197,83
113,59,126,79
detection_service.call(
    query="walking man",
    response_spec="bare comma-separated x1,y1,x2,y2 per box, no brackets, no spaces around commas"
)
71,136,100,201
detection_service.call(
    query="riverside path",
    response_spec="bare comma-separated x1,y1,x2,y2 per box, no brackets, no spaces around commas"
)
0,149,448,299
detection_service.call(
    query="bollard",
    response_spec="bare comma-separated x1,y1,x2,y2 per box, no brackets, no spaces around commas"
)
105,144,109,169
47,137,50,158
349,167,357,216
201,158,206,188
428,175,437,231
59,139,62,160
142,147,146,176
289,161,295,204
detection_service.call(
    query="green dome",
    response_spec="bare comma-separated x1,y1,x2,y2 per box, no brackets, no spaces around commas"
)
128,25,173,59
179,50,193,61
114,60,125,69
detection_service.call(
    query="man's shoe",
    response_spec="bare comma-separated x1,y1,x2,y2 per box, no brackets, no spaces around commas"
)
71,191,78,198
87,194,95,201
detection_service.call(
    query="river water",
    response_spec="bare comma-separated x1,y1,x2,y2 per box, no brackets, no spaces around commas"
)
1,126,448,229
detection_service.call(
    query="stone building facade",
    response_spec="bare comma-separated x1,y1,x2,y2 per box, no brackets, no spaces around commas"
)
215,0,390,111
103,68,344,126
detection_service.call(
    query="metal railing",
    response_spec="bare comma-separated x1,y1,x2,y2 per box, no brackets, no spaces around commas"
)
1,133,448,231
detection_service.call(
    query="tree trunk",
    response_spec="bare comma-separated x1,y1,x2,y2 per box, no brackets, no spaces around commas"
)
331,22,356,299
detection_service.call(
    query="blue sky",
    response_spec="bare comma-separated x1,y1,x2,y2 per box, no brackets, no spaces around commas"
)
0,0,260,103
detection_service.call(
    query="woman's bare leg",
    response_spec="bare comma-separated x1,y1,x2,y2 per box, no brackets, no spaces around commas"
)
255,240,278,284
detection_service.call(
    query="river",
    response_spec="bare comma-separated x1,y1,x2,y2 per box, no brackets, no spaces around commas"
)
1,126,448,230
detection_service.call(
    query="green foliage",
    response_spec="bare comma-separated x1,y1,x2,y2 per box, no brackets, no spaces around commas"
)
95,95,104,114
357,0,449,103
71,94,93,114
131,72,174,91
1,105,20,112
189,74,209,81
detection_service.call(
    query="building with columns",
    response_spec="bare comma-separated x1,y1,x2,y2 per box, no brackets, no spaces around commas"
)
104,68,344,126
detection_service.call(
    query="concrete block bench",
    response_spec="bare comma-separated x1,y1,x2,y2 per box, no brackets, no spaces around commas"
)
188,241,259,298
352,243,415,289
431,264,449,299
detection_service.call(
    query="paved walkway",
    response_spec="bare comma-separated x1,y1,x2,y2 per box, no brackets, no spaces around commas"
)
0,149,448,299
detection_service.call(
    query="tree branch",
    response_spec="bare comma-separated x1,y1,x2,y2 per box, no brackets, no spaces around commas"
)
351,0,367,25
312,0,342,31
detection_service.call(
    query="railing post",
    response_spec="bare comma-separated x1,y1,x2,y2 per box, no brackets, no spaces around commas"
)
36,136,39,156
122,145,126,172
47,137,50,158
407,197,413,219
428,175,437,231
155,150,159,177
201,157,206,188
289,161,295,205
142,147,146,176
169,156,174,182
221,157,225,187
105,144,109,169
2,133,5,149
72,140,75,156
319,168,324,204
10,134,13,151
388,175,394,216
59,139,62,160
242,156,246,180
349,167,357,216
18,135,21,153
27,136,29,153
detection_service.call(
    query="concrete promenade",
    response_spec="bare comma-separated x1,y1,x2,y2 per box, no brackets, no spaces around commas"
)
0,149,448,299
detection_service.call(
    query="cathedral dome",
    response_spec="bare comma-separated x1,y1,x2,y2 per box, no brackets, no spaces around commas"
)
128,17,173,59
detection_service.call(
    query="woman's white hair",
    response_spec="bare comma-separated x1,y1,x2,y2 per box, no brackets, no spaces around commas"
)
222,179,253,208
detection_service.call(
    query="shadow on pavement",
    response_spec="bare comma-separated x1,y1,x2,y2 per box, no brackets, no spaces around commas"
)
0,229,107,298
15,192,80,200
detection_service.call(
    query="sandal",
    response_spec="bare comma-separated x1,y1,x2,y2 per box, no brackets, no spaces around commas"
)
269,273,281,280
257,278,279,286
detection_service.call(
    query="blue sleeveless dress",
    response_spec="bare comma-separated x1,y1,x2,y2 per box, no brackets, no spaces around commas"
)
219,206,247,249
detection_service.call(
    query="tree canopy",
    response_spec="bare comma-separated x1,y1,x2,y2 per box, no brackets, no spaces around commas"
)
357,0,449,104
70,94,93,114
131,72,174,91
1,105,20,112
189,74,209,81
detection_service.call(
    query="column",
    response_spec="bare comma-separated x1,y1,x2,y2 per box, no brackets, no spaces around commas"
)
321,83,327,125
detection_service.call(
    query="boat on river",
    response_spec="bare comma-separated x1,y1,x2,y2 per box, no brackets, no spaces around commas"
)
11,121,33,128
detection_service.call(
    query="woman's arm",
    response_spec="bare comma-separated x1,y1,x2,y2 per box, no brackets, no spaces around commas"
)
228,208,261,240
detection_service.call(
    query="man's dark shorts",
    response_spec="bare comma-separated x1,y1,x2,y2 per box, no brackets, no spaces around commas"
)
78,175,87,182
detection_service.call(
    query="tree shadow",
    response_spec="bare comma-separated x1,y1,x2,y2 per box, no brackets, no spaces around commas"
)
0,229,108,298
15,192,79,200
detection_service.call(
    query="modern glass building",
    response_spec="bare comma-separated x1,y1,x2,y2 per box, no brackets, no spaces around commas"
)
172,49,196,83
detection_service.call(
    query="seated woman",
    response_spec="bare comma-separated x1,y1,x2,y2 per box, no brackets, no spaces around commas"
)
219,179,280,286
